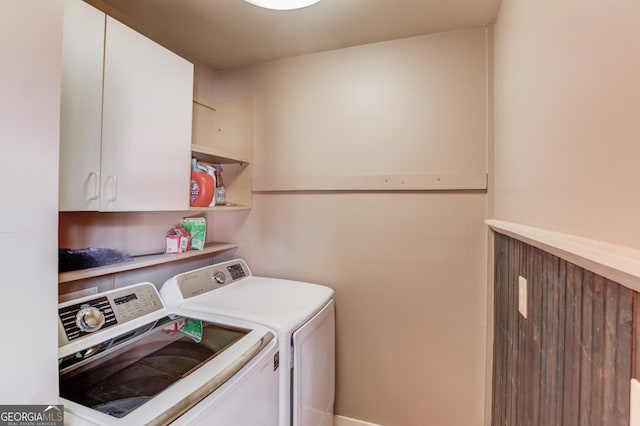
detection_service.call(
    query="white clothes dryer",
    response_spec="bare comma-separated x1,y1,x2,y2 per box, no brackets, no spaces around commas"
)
160,259,335,426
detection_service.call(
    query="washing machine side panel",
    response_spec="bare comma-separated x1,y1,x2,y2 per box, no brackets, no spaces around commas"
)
172,340,280,426
292,300,336,426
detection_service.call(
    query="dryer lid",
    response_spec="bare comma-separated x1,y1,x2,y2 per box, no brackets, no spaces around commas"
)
169,276,333,333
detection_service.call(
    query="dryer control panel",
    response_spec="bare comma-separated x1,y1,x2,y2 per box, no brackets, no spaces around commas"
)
175,259,251,300
58,283,163,344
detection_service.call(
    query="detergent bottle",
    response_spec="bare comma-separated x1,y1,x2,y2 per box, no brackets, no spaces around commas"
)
190,159,214,207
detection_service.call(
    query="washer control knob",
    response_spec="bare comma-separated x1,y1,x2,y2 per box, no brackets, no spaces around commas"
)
212,270,226,285
76,307,105,332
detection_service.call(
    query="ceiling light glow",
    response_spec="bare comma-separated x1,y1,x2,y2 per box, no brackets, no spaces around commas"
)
244,0,322,11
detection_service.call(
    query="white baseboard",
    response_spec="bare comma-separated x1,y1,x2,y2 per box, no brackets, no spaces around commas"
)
334,414,383,426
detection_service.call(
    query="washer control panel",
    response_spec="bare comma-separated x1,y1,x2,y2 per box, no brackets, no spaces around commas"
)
58,283,163,344
176,259,251,300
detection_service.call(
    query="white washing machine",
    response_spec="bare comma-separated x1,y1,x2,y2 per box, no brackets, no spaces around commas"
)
160,259,335,426
58,282,279,425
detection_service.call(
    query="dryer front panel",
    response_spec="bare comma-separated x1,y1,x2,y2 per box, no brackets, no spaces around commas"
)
292,300,335,426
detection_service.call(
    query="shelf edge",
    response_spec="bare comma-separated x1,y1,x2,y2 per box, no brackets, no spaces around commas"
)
192,144,251,165
58,242,239,283
193,97,216,111
189,205,251,211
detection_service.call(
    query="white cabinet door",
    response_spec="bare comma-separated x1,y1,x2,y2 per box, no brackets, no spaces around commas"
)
59,0,104,211
100,17,193,211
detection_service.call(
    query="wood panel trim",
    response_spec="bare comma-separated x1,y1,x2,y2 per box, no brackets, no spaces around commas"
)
253,173,487,192
492,234,636,426
487,219,640,293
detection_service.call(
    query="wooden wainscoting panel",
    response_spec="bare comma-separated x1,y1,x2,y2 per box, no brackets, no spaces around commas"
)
515,240,527,426
492,233,636,426
506,235,517,426
554,255,567,426
634,293,640,379
491,232,506,426
612,279,633,422
562,262,583,426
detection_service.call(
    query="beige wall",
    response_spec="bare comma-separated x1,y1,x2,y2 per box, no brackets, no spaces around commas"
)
216,29,487,179
0,0,63,403
214,193,487,426
493,0,640,249
212,29,490,426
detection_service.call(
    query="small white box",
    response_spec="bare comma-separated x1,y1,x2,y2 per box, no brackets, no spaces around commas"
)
165,226,190,254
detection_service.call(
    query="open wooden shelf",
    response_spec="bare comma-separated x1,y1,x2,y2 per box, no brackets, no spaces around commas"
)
58,241,238,283
191,143,250,165
189,204,250,212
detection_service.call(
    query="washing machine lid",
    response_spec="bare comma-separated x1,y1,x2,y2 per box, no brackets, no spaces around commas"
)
161,260,334,333
60,316,247,417
60,311,275,426
58,283,277,426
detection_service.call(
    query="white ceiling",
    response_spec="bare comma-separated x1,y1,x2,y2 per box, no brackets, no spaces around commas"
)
86,0,502,70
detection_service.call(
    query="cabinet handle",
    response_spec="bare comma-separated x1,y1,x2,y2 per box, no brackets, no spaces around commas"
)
106,175,117,202
88,172,99,201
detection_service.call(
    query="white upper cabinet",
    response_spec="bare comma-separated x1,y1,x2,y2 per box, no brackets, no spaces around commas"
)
101,17,193,211
59,0,104,211
59,0,194,211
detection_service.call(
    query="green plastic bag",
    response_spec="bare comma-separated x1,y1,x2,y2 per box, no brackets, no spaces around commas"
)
180,318,203,343
181,217,206,250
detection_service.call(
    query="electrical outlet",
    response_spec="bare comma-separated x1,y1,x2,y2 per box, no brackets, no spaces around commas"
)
518,276,528,319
